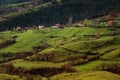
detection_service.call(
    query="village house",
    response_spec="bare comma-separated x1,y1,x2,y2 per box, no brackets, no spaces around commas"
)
38,25,45,29
76,22,85,27
51,26,58,29
107,20,116,27
51,24,62,29
16,26,23,32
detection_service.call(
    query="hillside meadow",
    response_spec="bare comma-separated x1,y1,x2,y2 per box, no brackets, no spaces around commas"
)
0,27,120,80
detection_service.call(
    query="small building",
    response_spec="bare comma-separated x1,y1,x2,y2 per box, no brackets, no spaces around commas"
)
16,27,22,32
55,24,61,27
51,24,62,29
51,26,58,29
38,25,45,29
76,23,85,27
107,20,116,27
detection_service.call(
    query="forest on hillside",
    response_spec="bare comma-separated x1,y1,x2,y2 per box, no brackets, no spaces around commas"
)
0,0,120,30
0,0,29,5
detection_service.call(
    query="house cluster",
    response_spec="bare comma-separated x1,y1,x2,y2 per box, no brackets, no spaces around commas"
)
13,18,118,32
107,20,116,27
75,22,85,27
73,19,117,28
51,24,64,29
13,23,64,32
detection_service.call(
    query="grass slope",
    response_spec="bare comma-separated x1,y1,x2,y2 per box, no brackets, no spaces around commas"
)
51,71,120,80
0,27,120,79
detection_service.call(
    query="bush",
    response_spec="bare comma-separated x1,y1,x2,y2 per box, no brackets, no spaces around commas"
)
0,39,16,48
95,62,120,74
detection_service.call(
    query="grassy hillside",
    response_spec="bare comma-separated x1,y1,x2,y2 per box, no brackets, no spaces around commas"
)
51,71,120,80
0,74,25,80
0,28,114,53
0,71,119,80
0,27,120,79
0,73,47,80
0,0,120,79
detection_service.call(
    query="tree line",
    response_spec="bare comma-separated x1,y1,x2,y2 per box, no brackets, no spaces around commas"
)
0,0,120,31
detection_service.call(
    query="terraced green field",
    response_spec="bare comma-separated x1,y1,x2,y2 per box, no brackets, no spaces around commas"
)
0,27,120,80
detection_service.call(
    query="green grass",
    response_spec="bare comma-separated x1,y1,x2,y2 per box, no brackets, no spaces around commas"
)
62,36,119,53
0,73,47,80
74,60,103,71
0,28,112,53
0,74,24,80
95,44,120,54
0,30,45,53
5,59,67,69
39,47,86,62
74,60,120,72
51,71,120,80
0,27,119,62
101,49,120,60
0,27,120,79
